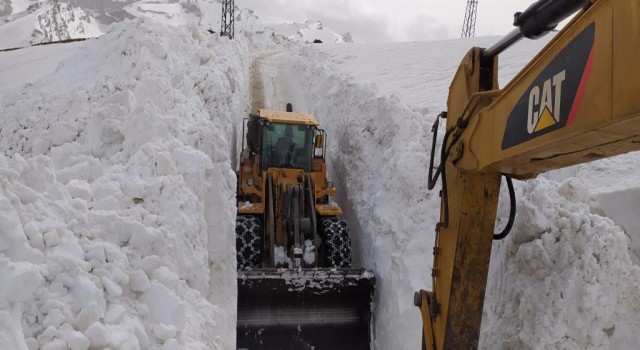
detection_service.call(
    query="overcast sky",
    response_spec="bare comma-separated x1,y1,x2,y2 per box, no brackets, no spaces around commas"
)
238,0,541,43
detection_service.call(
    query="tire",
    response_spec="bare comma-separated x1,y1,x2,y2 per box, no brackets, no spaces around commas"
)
236,215,263,270
321,217,352,268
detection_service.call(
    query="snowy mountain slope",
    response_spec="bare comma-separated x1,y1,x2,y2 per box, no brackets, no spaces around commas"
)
0,0,213,48
0,0,348,50
0,0,104,49
0,39,84,94
267,20,348,44
123,0,200,28
0,0,32,17
0,19,250,349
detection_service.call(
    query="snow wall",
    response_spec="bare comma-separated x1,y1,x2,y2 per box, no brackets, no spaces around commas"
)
284,46,437,350
0,19,250,350
284,45,640,349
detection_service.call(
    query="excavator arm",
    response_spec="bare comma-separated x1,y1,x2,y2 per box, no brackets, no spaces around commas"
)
418,0,640,348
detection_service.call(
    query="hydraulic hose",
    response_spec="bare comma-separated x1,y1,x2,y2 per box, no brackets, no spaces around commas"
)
493,175,516,240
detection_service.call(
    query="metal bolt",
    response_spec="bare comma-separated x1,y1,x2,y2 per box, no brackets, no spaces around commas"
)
414,290,423,307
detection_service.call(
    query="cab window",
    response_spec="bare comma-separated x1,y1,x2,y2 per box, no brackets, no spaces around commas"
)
261,123,314,171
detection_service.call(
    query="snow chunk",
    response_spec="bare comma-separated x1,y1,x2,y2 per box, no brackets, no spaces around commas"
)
41,339,67,350
0,256,43,302
23,221,45,250
37,326,57,346
84,322,108,348
274,245,286,267
150,266,178,289
152,323,177,342
0,194,40,263
75,303,101,332
42,309,65,329
101,276,123,297
25,338,39,350
85,244,106,264
105,304,126,324
61,330,90,350
303,239,315,265
130,317,149,350
143,282,186,330
65,180,93,201
70,277,106,317
43,231,61,247
129,270,150,292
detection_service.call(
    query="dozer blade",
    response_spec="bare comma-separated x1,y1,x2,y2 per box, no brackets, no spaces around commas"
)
237,268,375,350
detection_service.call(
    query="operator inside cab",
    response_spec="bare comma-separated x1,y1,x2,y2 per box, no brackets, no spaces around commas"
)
261,123,314,171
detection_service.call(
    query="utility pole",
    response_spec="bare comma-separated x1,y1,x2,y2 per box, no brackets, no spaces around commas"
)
461,0,478,38
221,0,234,39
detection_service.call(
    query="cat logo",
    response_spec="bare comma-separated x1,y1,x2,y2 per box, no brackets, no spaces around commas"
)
527,70,566,134
502,22,595,150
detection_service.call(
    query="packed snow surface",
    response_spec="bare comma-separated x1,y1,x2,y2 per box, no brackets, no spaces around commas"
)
2,5,640,350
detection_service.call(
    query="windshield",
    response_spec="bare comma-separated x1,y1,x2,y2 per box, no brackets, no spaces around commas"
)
261,123,314,171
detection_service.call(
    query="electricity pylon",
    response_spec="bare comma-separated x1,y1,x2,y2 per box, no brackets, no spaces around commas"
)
221,0,234,39
461,0,478,38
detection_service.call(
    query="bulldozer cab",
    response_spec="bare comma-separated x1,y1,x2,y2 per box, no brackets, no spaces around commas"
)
261,122,315,171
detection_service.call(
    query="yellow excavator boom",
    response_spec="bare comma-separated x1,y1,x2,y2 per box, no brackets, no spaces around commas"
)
418,0,640,348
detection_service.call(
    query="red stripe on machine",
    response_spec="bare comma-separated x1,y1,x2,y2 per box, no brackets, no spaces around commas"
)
567,47,595,125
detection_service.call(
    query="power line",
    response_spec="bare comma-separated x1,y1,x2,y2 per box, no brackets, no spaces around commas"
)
461,0,478,38
221,0,234,39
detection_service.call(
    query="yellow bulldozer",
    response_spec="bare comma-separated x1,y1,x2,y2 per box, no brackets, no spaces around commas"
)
235,104,375,349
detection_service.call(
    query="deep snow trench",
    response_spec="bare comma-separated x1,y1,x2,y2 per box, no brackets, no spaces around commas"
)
254,44,640,350
2,16,640,350
252,51,435,349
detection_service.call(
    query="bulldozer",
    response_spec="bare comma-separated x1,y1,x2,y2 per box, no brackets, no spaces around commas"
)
417,0,640,348
235,104,375,349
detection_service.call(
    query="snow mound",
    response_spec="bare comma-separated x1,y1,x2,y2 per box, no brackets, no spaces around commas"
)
271,20,346,44
482,177,640,349
0,18,249,349
124,1,199,27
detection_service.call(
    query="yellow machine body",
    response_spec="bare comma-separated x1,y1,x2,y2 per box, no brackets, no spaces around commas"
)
235,107,374,350
419,0,640,348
